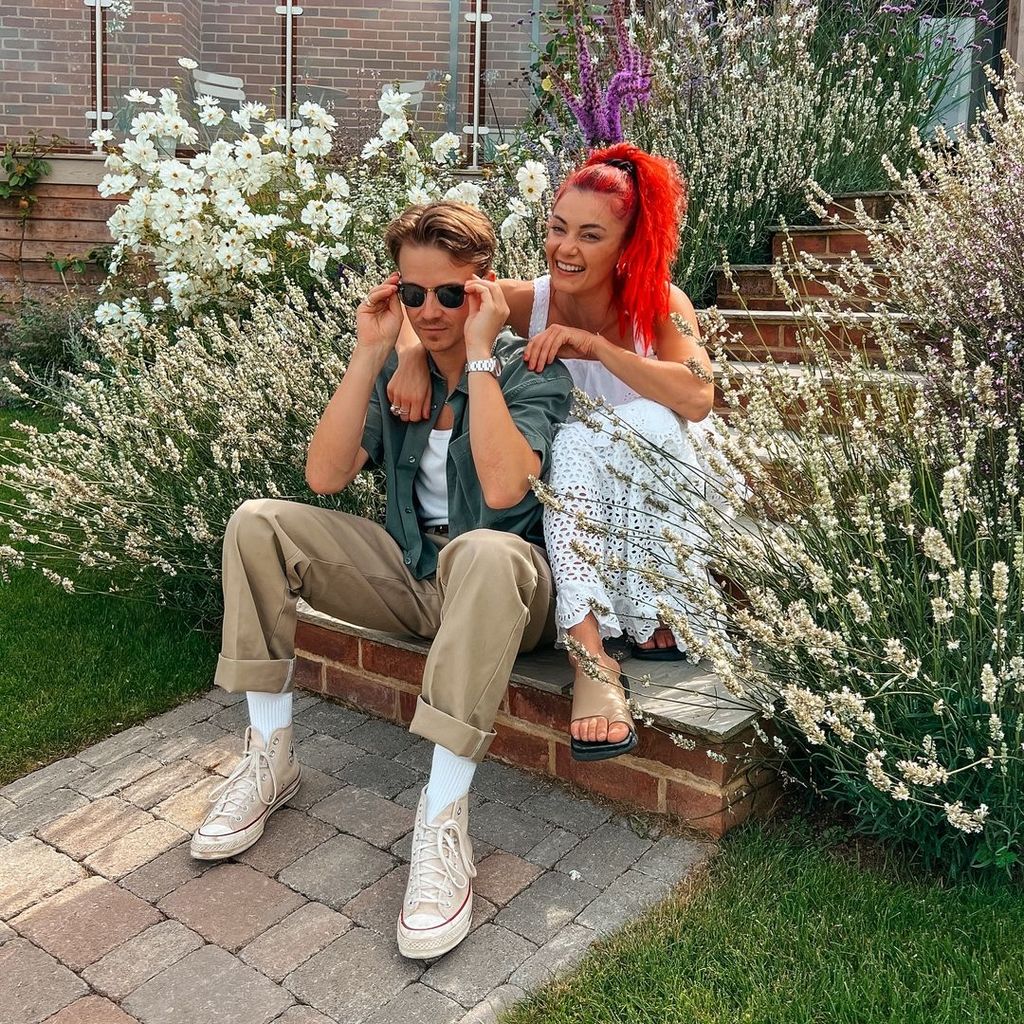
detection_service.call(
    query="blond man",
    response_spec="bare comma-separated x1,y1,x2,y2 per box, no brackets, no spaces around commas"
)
191,202,572,959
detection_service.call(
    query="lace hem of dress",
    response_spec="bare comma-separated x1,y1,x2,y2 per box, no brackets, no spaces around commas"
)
553,584,687,652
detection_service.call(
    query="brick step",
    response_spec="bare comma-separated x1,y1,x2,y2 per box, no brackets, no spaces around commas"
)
821,191,902,224
293,602,780,839
769,223,879,262
715,264,891,312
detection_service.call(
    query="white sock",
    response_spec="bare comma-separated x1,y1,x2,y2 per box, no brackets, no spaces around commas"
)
246,691,293,742
425,744,477,822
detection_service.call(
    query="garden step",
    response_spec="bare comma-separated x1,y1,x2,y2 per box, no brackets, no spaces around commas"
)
821,190,902,224
293,601,779,840
715,263,890,312
768,222,877,261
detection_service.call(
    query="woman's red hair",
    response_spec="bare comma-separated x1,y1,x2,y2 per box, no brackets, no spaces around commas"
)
553,143,686,354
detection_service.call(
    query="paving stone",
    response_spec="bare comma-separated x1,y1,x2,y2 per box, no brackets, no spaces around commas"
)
187,729,246,775
0,787,90,839
42,994,140,1023
495,871,601,945
151,775,221,831
121,759,210,810
509,923,599,991
0,757,93,806
143,721,227,763
470,760,552,808
342,718,419,757
456,984,526,1024
291,694,322,717
37,796,154,860
467,802,551,857
120,840,216,902
288,766,345,810
334,753,423,798
235,807,337,876
208,701,252,733
575,867,675,937
145,698,222,736
284,928,421,1022
123,944,293,1024
206,685,245,706
393,784,424,810
279,834,394,910
294,733,366,775
72,752,163,800
0,938,89,1023
11,875,162,972
0,836,88,919
158,862,306,952
520,787,613,836
309,787,415,849
634,834,716,883
0,922,13,944
554,822,653,889
472,851,546,908
0,795,13,817
609,811,666,841
294,701,366,737
393,738,433,772
85,819,188,879
269,1008,336,1024
364,982,464,1024
77,726,160,768
83,919,205,1000
240,902,352,983
524,827,582,869
422,924,536,1007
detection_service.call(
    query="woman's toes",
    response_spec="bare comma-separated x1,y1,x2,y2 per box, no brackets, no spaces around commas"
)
607,721,630,743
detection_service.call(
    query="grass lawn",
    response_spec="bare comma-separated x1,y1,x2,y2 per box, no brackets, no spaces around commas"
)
0,406,218,784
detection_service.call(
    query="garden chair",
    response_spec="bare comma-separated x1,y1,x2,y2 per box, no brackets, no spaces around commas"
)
192,68,246,109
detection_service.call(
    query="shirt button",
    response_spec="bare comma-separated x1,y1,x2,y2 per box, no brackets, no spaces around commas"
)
408,456,416,463
403,555,412,565
404,506,412,514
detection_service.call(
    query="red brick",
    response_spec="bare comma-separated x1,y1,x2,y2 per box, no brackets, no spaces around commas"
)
359,641,425,685
505,684,571,733
397,689,419,725
293,656,323,694
488,722,550,774
323,665,399,722
663,779,742,837
631,727,743,788
295,622,359,667
553,743,661,813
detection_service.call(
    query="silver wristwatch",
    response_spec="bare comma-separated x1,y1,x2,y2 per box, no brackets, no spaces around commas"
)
466,355,502,379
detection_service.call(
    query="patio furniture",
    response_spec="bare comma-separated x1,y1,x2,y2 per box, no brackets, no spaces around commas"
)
192,68,246,108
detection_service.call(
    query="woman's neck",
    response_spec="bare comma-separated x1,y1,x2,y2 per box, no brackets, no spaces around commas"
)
550,277,620,337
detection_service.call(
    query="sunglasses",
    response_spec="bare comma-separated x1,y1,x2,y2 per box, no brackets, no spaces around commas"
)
397,281,467,309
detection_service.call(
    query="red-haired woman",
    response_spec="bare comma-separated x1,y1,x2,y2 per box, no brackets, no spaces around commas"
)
389,144,735,762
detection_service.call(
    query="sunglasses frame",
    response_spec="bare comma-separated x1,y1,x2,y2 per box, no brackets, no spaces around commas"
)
396,280,467,309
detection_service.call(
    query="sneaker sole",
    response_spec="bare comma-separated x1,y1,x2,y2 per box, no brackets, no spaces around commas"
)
189,770,302,861
396,893,474,960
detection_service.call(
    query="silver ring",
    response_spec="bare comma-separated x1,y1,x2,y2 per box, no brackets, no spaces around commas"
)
390,404,402,414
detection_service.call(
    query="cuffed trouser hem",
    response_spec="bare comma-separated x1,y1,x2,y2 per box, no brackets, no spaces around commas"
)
215,654,295,695
409,695,496,763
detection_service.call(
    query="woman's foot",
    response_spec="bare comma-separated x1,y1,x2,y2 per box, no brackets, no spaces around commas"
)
635,626,677,653
570,653,632,745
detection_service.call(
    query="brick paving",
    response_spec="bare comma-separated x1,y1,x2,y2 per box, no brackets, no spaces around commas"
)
0,691,718,1023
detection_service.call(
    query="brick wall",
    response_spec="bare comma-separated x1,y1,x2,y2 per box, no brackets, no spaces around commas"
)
2,1,550,156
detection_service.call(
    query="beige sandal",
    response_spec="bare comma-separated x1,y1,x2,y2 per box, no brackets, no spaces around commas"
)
569,659,638,762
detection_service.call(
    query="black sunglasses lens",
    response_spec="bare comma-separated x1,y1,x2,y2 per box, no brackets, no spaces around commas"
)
398,283,426,307
436,285,465,309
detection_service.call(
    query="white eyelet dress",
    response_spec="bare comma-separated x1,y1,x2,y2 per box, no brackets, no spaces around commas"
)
533,274,739,655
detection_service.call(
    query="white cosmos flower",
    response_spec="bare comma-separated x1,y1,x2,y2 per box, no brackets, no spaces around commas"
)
379,117,409,144
300,200,328,231
401,141,420,166
298,101,337,131
195,93,219,108
126,89,156,105
508,197,529,217
444,180,482,206
130,111,160,138
361,138,385,160
430,132,460,164
230,108,252,132
241,101,268,121
294,157,317,190
500,213,522,239
158,160,195,191
538,135,555,156
516,159,549,202
158,88,179,116
89,128,114,147
262,120,289,145
291,125,332,158
199,106,225,127
407,186,432,204
94,302,122,325
177,57,198,70
233,136,262,167
324,173,350,198
309,245,330,274
378,87,411,117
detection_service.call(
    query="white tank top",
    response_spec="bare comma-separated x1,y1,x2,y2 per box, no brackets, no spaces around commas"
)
415,428,451,526
528,274,656,406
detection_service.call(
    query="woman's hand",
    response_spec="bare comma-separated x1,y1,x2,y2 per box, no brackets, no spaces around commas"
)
386,343,432,422
523,324,603,372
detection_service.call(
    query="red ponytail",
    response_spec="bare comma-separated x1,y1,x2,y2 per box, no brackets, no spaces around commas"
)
553,143,686,354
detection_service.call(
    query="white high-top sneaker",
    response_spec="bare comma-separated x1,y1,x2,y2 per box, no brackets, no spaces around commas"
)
396,786,477,959
190,724,301,860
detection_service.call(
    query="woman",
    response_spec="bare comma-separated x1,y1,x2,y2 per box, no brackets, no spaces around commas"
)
389,142,725,762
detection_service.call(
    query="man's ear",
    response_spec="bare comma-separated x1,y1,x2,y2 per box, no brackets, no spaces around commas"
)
485,269,498,282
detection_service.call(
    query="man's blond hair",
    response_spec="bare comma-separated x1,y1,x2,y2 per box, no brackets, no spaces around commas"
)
384,201,496,275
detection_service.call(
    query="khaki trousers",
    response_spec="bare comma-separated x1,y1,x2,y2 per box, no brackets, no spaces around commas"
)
215,498,556,762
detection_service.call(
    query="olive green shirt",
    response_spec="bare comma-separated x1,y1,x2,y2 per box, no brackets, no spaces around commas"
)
360,329,573,579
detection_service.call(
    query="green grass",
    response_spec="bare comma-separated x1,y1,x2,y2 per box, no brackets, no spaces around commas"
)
502,811,1024,1024
0,406,218,784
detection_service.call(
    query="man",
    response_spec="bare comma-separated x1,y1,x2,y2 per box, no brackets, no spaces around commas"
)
190,201,573,960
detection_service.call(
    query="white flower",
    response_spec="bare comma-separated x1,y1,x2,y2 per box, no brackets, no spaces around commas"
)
97,173,138,197
89,128,114,147
379,117,409,144
324,173,350,198
444,180,482,206
407,186,433,205
158,88,179,116
94,302,122,325
401,141,421,166
262,120,290,146
177,57,198,70
361,138,385,160
195,93,220,108
508,197,529,218
291,124,332,158
298,100,337,131
920,527,955,569
430,132,461,164
499,213,522,239
126,89,156,105
299,200,328,232
981,663,999,704
230,108,252,132
516,159,549,202
325,200,351,235
378,87,412,117
233,136,262,167
992,561,1009,604
294,158,317,190
538,134,555,156
308,245,330,275
199,105,225,127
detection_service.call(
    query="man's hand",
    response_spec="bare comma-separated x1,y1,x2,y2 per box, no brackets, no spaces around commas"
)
523,323,604,372
464,276,511,358
356,273,404,354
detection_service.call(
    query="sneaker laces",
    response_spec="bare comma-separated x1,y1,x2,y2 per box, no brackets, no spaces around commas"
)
207,732,277,821
407,814,476,908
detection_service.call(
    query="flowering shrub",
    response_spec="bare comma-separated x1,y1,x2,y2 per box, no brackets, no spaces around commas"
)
546,57,1021,876
535,0,989,304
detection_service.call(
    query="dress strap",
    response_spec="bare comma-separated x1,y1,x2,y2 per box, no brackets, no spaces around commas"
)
528,274,551,338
